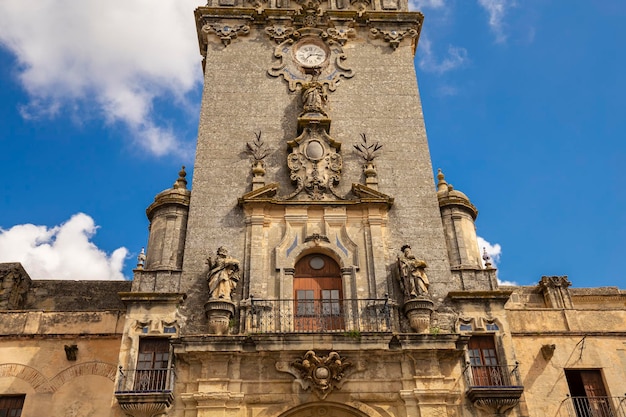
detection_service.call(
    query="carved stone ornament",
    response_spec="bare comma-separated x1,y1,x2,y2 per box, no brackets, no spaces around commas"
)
350,0,371,14
202,22,250,46
268,30,354,92
290,350,353,399
327,25,356,46
286,124,343,200
265,24,296,44
370,27,418,50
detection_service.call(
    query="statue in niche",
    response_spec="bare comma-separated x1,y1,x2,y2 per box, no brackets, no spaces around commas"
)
301,71,328,116
397,245,429,299
207,247,240,301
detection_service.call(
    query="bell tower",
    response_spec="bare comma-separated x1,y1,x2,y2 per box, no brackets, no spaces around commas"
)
178,0,459,332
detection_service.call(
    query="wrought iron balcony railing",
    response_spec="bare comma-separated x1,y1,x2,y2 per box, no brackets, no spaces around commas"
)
464,364,524,415
465,364,523,388
243,297,394,333
558,396,626,417
115,367,175,394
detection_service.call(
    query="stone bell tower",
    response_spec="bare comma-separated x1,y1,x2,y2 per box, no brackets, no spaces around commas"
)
177,0,457,332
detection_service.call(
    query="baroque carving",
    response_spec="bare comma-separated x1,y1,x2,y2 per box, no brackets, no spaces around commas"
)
286,124,343,200
202,22,250,46
290,350,353,399
268,31,354,92
265,24,296,43
327,25,356,45
370,27,418,50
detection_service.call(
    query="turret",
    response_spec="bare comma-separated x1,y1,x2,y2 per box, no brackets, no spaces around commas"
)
144,167,191,271
436,169,482,269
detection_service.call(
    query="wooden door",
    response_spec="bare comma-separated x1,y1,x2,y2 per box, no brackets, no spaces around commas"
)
580,371,611,417
135,338,170,391
294,254,343,331
468,336,503,386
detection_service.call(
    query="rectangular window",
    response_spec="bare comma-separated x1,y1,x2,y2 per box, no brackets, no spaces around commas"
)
0,395,25,417
296,290,315,316
321,289,340,316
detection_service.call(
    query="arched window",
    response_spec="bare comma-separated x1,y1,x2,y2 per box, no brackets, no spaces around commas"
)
294,254,344,331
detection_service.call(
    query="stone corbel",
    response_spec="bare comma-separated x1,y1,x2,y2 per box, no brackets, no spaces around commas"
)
202,22,251,47
369,26,418,50
327,26,356,45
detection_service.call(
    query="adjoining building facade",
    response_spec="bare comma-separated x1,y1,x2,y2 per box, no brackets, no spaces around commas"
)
1,1,625,416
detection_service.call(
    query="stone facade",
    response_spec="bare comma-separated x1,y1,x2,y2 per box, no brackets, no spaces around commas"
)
1,1,625,417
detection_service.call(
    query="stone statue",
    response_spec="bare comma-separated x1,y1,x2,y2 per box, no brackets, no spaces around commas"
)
397,245,429,299
207,247,240,301
301,74,328,116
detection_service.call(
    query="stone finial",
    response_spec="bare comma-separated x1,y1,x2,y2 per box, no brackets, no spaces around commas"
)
436,168,448,192
482,247,492,268
173,166,188,190
246,132,270,190
246,131,270,161
354,134,382,190
353,133,382,162
136,248,146,270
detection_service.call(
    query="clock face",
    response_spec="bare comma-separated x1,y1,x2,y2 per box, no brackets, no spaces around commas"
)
295,43,327,68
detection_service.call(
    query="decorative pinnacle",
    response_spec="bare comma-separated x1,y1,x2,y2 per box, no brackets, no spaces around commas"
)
246,131,270,161
482,247,492,268
353,133,382,162
173,166,188,189
136,247,146,270
436,168,448,192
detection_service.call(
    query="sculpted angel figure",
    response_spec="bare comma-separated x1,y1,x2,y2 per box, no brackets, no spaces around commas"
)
397,244,429,299
207,247,240,301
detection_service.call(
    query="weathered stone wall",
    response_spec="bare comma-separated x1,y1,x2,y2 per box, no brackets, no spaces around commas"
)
24,280,131,311
0,316,123,416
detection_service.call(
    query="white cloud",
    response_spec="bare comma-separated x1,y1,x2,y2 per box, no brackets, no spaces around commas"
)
0,213,128,280
477,0,511,43
418,37,468,74
0,0,202,156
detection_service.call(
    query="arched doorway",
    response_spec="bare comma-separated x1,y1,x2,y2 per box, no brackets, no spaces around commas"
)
276,402,374,417
294,254,343,331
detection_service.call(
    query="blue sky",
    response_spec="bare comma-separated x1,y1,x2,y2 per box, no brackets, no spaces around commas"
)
0,0,624,288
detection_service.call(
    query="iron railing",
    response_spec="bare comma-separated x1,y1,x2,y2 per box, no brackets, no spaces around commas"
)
115,367,175,393
558,396,626,417
244,297,394,333
464,364,523,388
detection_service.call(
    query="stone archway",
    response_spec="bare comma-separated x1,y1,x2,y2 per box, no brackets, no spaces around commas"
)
277,402,372,417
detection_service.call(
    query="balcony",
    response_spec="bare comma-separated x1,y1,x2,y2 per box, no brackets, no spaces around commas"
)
464,364,524,415
243,297,394,333
115,368,175,417
558,396,626,417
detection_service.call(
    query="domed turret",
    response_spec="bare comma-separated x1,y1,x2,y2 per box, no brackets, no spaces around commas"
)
144,166,191,270
436,169,482,269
